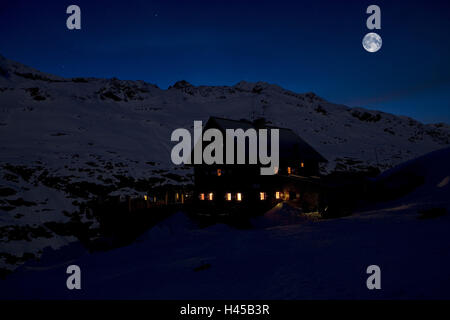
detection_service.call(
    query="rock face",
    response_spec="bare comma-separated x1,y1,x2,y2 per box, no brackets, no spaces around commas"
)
0,54,449,272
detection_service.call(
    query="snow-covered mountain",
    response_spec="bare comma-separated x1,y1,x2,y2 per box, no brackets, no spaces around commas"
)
0,54,449,274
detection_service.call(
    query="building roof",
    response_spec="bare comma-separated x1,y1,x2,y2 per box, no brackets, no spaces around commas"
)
205,117,327,163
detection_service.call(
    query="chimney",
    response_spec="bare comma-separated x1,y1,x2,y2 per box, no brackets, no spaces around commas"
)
253,118,266,129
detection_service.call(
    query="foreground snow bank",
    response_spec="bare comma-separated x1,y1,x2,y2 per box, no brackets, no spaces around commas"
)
1,201,449,299
252,202,320,229
1,148,450,299
374,147,450,209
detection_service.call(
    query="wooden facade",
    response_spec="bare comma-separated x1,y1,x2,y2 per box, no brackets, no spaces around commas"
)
193,117,327,214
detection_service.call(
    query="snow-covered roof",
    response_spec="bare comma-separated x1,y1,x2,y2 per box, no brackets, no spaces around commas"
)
206,117,327,163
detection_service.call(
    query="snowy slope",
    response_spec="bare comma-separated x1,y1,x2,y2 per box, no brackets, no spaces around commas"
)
1,148,449,299
1,54,449,273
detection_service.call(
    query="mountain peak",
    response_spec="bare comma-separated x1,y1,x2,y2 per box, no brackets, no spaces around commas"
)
171,80,193,89
0,53,65,83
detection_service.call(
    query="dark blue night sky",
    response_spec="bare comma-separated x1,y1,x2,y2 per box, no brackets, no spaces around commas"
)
1,0,449,123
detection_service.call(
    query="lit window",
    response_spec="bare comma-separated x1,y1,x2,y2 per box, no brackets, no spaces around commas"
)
260,192,266,200
208,193,214,201
226,193,232,201
236,193,242,201
217,169,222,176
300,162,305,168
199,193,205,200
287,167,292,175
275,191,281,200
144,195,148,201
176,193,179,200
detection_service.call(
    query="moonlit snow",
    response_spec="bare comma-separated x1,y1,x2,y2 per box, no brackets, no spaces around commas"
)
2,147,450,299
1,54,449,275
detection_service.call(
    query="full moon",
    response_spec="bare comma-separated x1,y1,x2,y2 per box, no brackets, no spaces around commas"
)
362,32,382,53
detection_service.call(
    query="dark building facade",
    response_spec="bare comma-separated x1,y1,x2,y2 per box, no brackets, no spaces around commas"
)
192,117,327,214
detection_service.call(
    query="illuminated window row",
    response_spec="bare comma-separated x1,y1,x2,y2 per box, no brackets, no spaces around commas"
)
207,163,305,177
143,193,188,203
199,191,287,201
199,192,243,201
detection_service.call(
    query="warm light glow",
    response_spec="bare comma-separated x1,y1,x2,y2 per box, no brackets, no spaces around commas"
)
300,162,305,168
275,191,280,199
217,169,222,176
287,167,292,175
274,166,279,174
260,192,266,200
208,192,214,201
144,195,148,201
176,193,179,200
199,193,205,200
226,193,232,201
236,193,242,201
